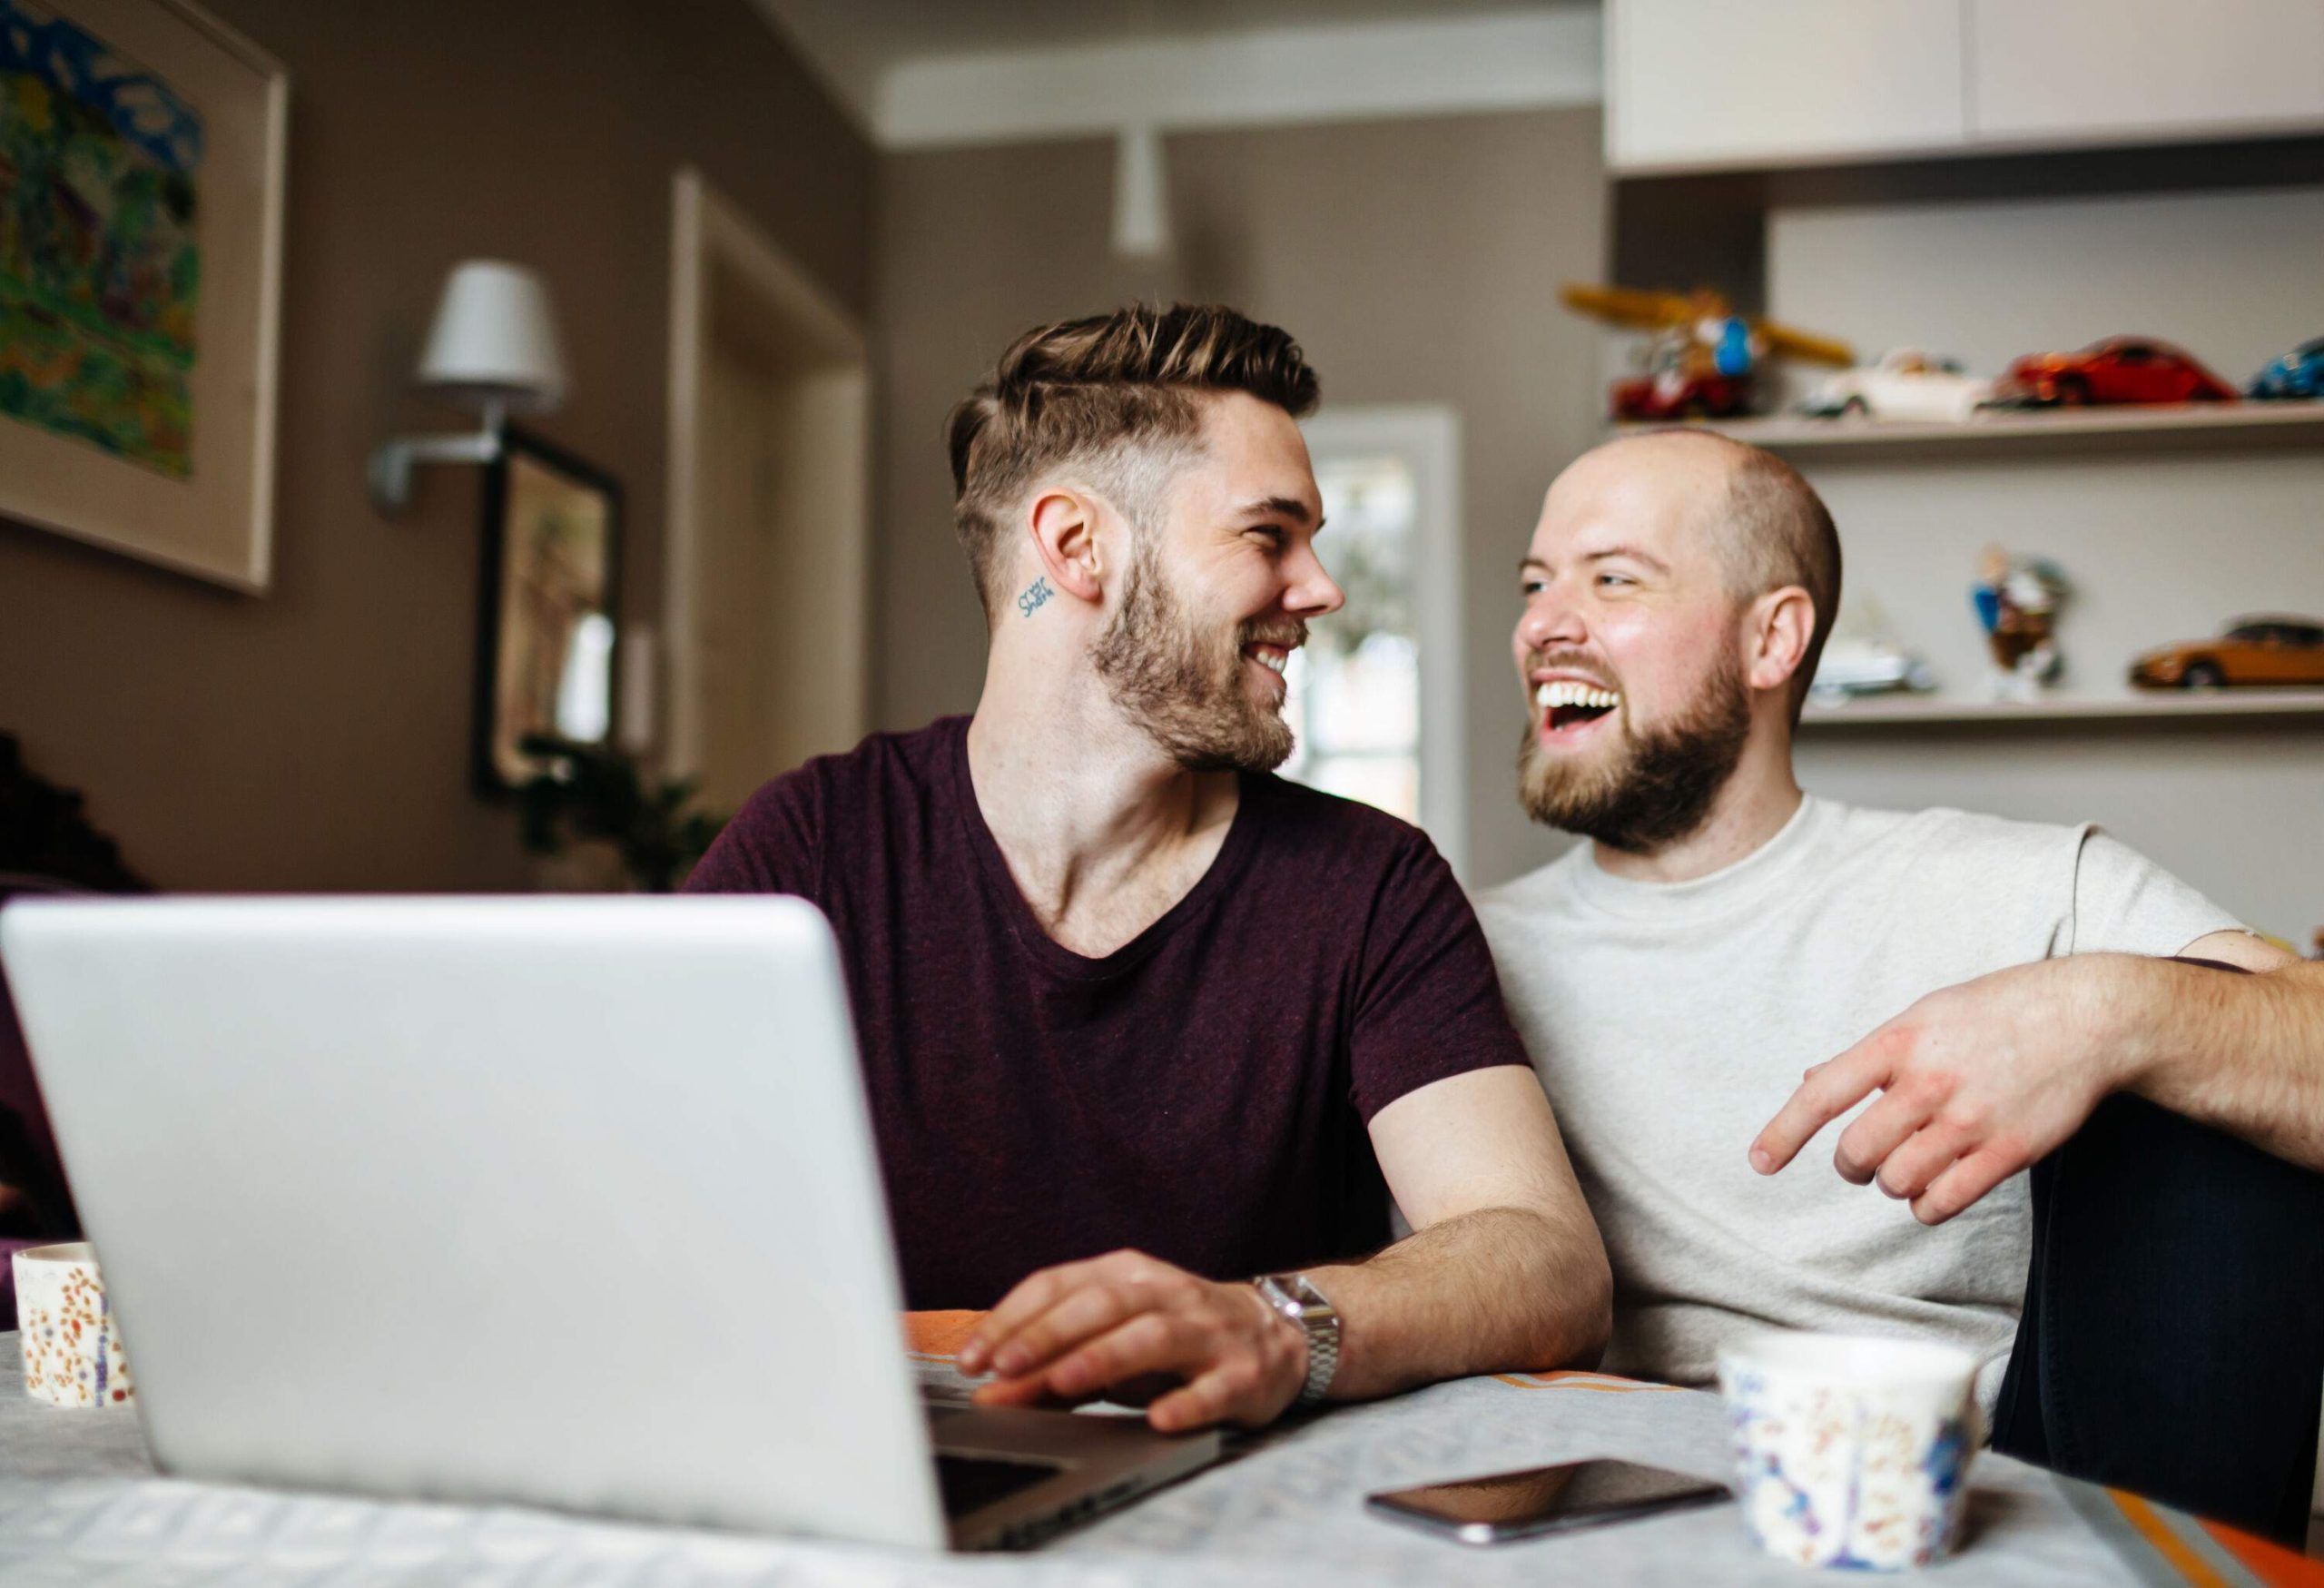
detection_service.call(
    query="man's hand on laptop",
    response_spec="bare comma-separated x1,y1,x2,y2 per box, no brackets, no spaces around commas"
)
1746,956,2125,1226
956,1249,1305,1433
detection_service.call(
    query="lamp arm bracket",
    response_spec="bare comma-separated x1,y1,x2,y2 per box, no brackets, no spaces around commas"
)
368,403,510,518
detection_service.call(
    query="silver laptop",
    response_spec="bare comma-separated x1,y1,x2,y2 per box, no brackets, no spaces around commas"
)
0,896,1219,1549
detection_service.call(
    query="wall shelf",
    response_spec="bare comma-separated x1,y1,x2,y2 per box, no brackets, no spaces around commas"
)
1801,689,2324,729
1626,401,2324,460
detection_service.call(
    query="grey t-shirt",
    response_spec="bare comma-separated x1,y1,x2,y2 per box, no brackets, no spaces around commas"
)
1477,796,2241,1405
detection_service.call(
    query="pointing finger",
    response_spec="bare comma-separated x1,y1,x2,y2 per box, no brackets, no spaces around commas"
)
1752,1043,1889,1174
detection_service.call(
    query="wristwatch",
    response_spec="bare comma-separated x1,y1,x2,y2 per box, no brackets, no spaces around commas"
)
1254,1272,1341,1407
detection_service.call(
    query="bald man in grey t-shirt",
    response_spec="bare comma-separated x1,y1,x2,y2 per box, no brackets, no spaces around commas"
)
1480,800,2238,1407
1481,430,2324,1540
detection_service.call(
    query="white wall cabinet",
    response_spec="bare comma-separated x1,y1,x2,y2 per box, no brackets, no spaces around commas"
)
1609,0,1966,173
1610,0,2324,173
1967,0,2324,148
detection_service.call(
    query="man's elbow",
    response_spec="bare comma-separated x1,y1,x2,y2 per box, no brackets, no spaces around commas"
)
1516,1205,1614,1373
1563,1240,1615,1372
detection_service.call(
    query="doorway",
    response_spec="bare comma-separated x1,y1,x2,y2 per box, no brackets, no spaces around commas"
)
664,167,872,814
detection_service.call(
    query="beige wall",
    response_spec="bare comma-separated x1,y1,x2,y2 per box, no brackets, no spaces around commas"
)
871,109,1607,887
0,0,871,890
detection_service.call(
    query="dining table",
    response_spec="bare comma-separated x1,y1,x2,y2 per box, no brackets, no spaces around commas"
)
2,1320,2317,1587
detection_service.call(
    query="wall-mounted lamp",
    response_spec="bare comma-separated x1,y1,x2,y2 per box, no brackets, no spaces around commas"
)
368,261,568,516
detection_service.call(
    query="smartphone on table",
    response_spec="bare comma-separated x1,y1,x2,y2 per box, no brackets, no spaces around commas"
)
1365,1457,1730,1545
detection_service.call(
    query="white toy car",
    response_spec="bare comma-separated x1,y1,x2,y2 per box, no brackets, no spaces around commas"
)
1798,350,1994,424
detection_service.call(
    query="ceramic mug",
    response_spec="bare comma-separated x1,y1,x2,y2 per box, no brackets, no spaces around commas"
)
1716,1332,1977,1571
13,1242,134,1408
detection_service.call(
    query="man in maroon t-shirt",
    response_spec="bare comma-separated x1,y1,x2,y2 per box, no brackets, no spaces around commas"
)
686,304,1609,1435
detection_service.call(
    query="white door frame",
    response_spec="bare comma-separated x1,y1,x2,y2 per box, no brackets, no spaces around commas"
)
1298,405,1467,879
663,165,871,783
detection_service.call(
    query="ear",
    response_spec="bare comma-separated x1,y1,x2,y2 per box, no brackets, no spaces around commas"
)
1026,488,1107,606
1745,586,1817,695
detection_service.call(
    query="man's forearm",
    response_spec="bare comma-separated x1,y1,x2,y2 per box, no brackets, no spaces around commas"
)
2117,956,2324,1172
1299,1202,1611,1402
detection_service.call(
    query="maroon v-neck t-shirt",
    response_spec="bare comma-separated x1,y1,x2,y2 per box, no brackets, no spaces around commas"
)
684,715,1530,1309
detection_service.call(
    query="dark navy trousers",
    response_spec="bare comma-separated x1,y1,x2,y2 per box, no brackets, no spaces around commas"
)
1990,963,2324,1543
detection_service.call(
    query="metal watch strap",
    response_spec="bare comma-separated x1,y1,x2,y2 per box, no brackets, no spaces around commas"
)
1255,1272,1341,1407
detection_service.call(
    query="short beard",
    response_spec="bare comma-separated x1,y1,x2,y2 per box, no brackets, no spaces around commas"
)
1089,538,1297,774
1517,654,1751,853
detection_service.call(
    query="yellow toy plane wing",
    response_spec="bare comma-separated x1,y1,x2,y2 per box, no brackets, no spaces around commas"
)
1559,282,1706,332
1752,319,1855,368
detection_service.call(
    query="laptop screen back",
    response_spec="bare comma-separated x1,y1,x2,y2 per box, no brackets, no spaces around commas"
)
1,896,947,1547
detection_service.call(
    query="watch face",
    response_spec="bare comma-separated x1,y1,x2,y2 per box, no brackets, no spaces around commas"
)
1276,1274,1334,1317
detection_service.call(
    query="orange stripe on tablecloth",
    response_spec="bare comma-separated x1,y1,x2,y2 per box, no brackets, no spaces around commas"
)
1490,1370,1679,1393
905,1310,986,1360
2107,1491,2237,1588
2198,1519,2324,1588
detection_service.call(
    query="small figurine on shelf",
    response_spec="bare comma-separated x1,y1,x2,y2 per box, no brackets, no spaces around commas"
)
1971,545,2071,702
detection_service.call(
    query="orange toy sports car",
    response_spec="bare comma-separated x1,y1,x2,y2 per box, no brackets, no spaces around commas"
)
2128,616,2324,689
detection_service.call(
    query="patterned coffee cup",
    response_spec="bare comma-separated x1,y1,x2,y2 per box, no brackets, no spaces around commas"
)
13,1242,134,1408
1717,1332,1977,1571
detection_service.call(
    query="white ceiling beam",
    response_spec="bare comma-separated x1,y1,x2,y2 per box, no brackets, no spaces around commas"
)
874,9,1602,150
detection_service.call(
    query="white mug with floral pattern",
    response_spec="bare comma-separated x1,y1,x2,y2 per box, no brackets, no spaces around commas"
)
14,1242,134,1409
1717,1332,1979,1571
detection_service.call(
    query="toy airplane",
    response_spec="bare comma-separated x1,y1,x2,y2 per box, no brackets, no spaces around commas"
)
1561,283,1854,421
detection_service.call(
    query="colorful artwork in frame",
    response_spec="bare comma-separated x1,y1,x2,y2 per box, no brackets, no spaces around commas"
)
0,0,202,475
0,0,283,591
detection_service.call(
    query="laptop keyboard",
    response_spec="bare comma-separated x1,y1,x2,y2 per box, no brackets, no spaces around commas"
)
934,1453,1064,1515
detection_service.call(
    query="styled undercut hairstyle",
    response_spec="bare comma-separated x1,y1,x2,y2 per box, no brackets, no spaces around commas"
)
1718,442,1842,726
946,303,1321,623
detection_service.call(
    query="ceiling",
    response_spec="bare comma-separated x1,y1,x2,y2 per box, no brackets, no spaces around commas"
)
753,0,1590,136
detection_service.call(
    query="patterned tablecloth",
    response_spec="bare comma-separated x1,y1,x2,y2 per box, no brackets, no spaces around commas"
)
0,1329,2314,1586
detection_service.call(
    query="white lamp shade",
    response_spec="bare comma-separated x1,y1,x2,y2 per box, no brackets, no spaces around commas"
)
416,261,567,413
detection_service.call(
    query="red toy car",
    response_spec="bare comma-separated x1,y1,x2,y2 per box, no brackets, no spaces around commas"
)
1995,337,2238,407
1612,368,1751,421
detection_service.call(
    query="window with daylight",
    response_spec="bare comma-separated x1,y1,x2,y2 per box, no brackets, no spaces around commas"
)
1280,455,1423,823
1279,408,1465,875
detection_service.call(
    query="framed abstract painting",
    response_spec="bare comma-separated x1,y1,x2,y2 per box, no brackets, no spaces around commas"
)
474,429,622,794
0,0,286,591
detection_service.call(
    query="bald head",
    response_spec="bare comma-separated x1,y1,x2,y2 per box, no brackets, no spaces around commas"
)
1565,431,1841,722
